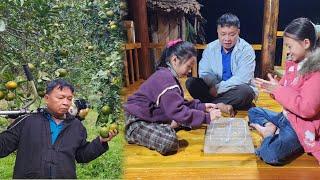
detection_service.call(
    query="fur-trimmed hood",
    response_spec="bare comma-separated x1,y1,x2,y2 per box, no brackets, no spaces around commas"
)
299,49,320,75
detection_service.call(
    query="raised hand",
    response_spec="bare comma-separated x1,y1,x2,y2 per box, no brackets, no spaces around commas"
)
254,73,279,94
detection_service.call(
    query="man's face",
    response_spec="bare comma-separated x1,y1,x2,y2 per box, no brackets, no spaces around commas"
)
44,86,73,117
217,25,240,51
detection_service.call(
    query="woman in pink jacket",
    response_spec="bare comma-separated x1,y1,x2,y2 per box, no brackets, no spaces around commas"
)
249,17,320,165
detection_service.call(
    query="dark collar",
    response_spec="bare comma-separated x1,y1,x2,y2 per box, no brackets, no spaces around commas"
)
41,108,75,122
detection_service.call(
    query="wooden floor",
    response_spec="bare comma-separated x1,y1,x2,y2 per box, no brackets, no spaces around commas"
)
122,79,320,179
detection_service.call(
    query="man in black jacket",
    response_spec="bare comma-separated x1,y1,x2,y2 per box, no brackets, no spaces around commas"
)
0,79,118,178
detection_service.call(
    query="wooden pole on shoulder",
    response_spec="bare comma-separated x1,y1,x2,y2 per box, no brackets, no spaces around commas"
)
261,0,279,78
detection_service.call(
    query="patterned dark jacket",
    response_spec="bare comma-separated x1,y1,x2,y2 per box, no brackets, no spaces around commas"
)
0,110,108,178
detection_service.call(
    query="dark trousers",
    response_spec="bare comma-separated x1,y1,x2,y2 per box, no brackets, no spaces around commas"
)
185,77,255,110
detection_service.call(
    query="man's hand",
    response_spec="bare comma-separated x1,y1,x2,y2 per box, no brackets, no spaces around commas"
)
209,87,218,97
99,129,118,143
205,103,217,112
254,73,279,94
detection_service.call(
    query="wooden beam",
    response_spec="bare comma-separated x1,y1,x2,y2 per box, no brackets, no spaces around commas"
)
128,0,152,79
261,0,279,78
125,43,141,50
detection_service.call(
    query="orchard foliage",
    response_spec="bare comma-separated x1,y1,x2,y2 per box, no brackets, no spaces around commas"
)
0,0,127,125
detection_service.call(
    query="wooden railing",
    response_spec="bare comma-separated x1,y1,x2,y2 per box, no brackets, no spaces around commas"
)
123,43,141,87
123,32,285,86
123,43,265,87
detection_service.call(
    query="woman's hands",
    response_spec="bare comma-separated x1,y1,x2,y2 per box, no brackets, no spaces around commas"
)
254,73,279,94
209,108,222,121
205,103,217,112
205,103,222,120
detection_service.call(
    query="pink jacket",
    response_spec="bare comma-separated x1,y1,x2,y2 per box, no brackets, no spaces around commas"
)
273,57,320,162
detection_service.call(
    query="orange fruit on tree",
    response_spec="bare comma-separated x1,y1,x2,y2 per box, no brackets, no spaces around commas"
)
101,105,111,115
56,68,68,77
0,90,5,100
59,48,69,57
109,21,116,26
5,92,15,101
5,81,18,90
28,63,35,70
106,10,114,17
87,45,94,51
78,108,90,119
120,2,127,9
110,24,117,30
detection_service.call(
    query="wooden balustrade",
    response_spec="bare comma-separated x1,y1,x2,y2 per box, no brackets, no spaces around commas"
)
123,33,285,86
123,43,141,87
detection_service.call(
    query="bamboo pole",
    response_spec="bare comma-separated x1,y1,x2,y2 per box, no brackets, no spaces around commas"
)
261,0,279,78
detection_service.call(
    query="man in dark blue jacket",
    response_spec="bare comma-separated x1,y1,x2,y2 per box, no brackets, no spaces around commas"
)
0,79,118,178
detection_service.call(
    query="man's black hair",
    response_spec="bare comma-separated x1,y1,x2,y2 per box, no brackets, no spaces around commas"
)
45,79,75,94
217,13,240,28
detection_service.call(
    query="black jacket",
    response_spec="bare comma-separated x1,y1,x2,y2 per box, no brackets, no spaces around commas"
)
0,110,108,178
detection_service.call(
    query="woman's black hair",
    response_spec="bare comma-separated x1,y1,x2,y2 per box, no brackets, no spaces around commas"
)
157,41,197,68
284,17,317,50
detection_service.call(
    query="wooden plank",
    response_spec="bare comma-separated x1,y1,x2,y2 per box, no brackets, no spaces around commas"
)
123,78,320,179
123,51,130,87
194,44,207,49
169,17,179,40
277,31,284,37
128,49,134,84
133,48,140,81
125,43,141,50
125,167,320,179
158,15,170,44
148,43,166,49
191,62,197,77
150,43,262,51
251,44,262,51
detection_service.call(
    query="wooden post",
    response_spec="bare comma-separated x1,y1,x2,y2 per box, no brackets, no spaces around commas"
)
261,0,279,78
128,0,152,79
124,21,135,43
